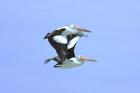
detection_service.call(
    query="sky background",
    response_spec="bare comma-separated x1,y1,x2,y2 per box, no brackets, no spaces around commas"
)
0,0,140,93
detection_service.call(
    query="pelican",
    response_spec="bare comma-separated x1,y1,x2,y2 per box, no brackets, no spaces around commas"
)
45,56,96,69
44,24,91,67
45,34,96,69
44,24,91,45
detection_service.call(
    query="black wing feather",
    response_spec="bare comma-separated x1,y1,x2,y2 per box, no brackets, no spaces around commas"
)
67,34,78,59
44,28,65,39
45,28,67,62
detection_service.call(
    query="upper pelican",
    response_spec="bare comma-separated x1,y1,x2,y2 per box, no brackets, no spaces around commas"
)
44,24,91,45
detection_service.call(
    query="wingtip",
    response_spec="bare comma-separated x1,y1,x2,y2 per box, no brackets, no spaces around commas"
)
44,33,50,39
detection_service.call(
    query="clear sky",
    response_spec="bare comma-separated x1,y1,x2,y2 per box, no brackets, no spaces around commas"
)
0,0,140,93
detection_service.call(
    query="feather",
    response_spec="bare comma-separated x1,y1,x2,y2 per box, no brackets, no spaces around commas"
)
67,36,80,49
53,35,67,44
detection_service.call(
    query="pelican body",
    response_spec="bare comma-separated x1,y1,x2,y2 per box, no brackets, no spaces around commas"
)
58,58,84,69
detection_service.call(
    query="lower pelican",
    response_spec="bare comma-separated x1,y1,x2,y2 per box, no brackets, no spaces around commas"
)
45,56,96,69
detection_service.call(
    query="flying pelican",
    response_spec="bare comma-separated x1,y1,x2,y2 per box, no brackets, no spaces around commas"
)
44,24,91,67
45,56,96,69
45,34,96,69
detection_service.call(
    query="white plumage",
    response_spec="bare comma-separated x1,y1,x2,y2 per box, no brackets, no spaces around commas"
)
67,36,80,49
53,35,67,44
60,57,84,69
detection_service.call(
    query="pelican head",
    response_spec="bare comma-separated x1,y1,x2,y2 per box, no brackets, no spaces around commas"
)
68,24,92,35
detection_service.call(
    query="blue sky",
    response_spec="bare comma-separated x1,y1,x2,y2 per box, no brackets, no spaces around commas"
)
0,0,140,93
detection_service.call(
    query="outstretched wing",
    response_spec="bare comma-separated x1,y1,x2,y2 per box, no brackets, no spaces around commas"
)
44,28,67,62
67,34,80,59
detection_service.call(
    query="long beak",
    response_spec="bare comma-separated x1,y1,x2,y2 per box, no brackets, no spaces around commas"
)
75,26,92,32
84,57,97,62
